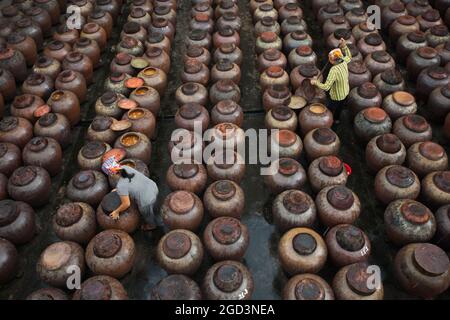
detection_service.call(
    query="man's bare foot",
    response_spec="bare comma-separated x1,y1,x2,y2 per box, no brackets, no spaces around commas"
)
141,223,157,231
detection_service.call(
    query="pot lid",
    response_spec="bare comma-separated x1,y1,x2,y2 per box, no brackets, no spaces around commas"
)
261,16,275,26
334,28,351,40
212,217,242,245
392,91,414,106
186,45,203,58
299,64,318,78
173,164,199,179
400,201,430,224
55,203,83,227
371,51,391,63
345,262,377,295
184,59,202,74
169,191,195,214
362,107,387,124
263,49,281,61
266,66,284,78
260,3,274,11
35,55,53,68
154,5,171,15
100,192,121,214
313,128,336,145
91,116,112,132
282,190,310,214
319,156,343,177
348,61,367,74
72,170,96,189
13,94,36,109
430,25,449,37
327,186,354,210
376,134,402,153
181,82,199,95
380,69,403,85
66,51,83,63
358,82,379,99
212,180,236,200
80,279,112,300
81,141,107,159
216,100,238,115
427,66,448,80
276,129,297,147
413,243,450,276
118,98,138,110
162,231,192,259
190,29,207,41
278,158,300,176
0,117,19,132
389,1,405,12
269,85,290,99
385,166,415,188
179,103,203,119
41,242,72,271
58,70,76,82
111,119,132,132
216,79,236,92
296,45,312,57
335,225,365,252
418,141,444,160
93,231,123,258
213,263,243,293
407,31,426,43
0,200,19,227
292,232,317,255
398,15,416,26
291,31,307,40
27,137,49,153
365,33,383,46
402,114,429,133
422,9,440,22
100,91,117,105
10,166,37,186
271,105,293,121
417,46,438,59
38,111,58,127
433,171,450,193
260,31,277,43
294,278,326,300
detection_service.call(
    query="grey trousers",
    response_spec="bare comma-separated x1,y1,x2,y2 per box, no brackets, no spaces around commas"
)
139,204,162,226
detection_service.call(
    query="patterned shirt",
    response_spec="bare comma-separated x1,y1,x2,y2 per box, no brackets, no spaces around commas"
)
315,45,352,101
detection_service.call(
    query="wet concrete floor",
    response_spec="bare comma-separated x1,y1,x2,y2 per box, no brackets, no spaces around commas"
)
0,0,449,300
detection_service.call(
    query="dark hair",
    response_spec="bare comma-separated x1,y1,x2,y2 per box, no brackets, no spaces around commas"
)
119,168,135,182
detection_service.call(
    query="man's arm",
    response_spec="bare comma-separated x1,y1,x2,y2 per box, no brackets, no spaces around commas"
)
339,38,352,63
110,195,131,220
314,68,336,92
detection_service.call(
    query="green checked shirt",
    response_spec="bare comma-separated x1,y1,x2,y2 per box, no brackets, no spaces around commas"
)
315,45,352,101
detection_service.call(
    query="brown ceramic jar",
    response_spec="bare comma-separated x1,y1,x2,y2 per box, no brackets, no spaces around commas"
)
209,80,241,104
86,116,116,145
290,64,321,91
185,46,211,66
373,69,406,98
88,9,113,38
55,70,87,103
382,2,407,29
348,61,372,89
348,83,383,116
382,91,417,120
272,190,316,231
264,158,307,194
283,31,313,54
421,171,450,207
0,46,28,82
262,85,291,112
308,156,349,193
364,51,396,77
166,164,207,195
288,46,317,69
0,68,16,102
52,26,79,46
407,47,441,81
180,60,210,86
298,103,333,136
210,100,243,127
0,199,36,245
0,116,33,149
144,46,171,74
138,67,167,95
149,18,175,42
260,66,289,91
316,185,360,227
255,31,281,54
34,108,71,149
416,66,449,100
77,140,111,171
161,191,204,232
47,90,80,126
426,25,450,48
270,129,303,160
374,165,421,204
130,86,160,116
211,59,241,84
392,114,432,148
22,137,62,176
435,204,450,250
390,15,421,43
66,170,109,207
255,16,281,37
11,94,44,124
396,31,428,63
25,6,52,37
114,132,152,165
81,23,107,51
33,55,61,80
203,180,245,219
73,275,128,300
175,103,210,133
265,105,297,131
175,83,208,107
365,134,407,173
283,274,334,300
0,143,22,177
7,33,37,67
22,73,54,100
122,108,156,139
303,128,340,162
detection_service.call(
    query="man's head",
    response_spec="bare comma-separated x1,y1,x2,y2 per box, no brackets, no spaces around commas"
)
329,48,343,65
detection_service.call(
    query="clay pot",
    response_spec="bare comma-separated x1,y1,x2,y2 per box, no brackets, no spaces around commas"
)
7,33,37,67
168,128,204,163
96,192,140,234
137,67,167,95
73,275,128,300
209,80,241,104
128,7,151,28
257,49,286,72
265,105,297,131
25,6,52,37
389,15,421,43
26,288,69,300
254,4,278,22
394,243,449,298
382,91,417,120
288,46,317,69
0,46,27,82
15,17,43,50
152,4,177,25
37,241,85,287
327,29,356,51
62,51,94,84
86,229,135,278
407,47,441,81
34,109,71,149
22,137,62,176
202,260,253,300
326,224,371,267
308,156,349,193
270,129,303,160
211,59,241,84
407,141,448,178
0,238,18,284
0,143,22,177
190,13,214,34
260,66,289,91
176,82,209,107
130,86,160,116
203,217,249,261
180,60,209,86
303,128,340,161
385,199,436,246
291,64,322,92
166,164,207,195
53,202,96,245
373,69,406,98
186,29,211,50
417,9,444,32
175,103,209,132
66,170,109,207
11,94,44,124
396,31,428,63
421,171,450,207
22,73,54,100
8,165,50,207
416,66,449,100
256,32,282,56
144,46,171,74
95,91,126,119
281,17,308,36
157,229,204,275
122,108,156,139
217,12,242,32
206,150,245,183
272,190,316,231
55,70,87,103
149,274,202,300
354,107,392,143
255,16,280,37
426,25,450,48
323,16,350,39
348,83,383,116
346,7,368,27
406,0,432,17
203,180,245,219
86,116,116,145
74,37,101,68
33,0,60,25
264,158,307,194
44,40,71,63
161,191,203,232
392,114,432,148
0,199,35,245
427,84,450,121
210,100,244,127
114,132,152,165
316,185,361,227
0,173,6,200
262,85,291,112
33,55,61,80
250,0,274,13
348,61,372,89
365,134,407,173
185,46,211,67
382,2,407,29
116,36,144,57
215,0,239,18
149,17,175,42
364,51,396,77
77,141,111,171
0,68,16,102
81,23,107,51
283,31,313,54
0,116,33,149
374,165,421,204
298,103,333,136
279,227,327,275
333,262,384,300
283,274,334,300
47,90,80,127
435,204,450,250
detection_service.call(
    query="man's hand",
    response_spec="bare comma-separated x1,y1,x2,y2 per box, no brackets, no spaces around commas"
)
339,38,346,48
110,210,120,220
310,79,317,85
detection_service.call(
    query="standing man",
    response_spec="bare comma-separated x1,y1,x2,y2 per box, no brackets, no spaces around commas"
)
311,38,352,124
102,149,160,231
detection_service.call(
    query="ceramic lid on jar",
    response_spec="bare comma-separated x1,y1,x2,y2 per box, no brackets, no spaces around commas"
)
216,100,239,114
118,98,138,110
392,91,414,106
55,203,83,227
418,141,445,161
218,26,234,37
181,82,200,95
380,69,403,85
263,48,281,61
27,136,49,153
275,129,297,147
291,31,307,40
271,105,293,121
385,166,415,188
179,103,203,119
313,128,336,145
362,107,387,124
212,180,236,200
266,66,284,78
345,262,377,295
0,116,20,132
10,166,38,186
407,31,426,43
348,61,367,74
169,191,195,214
184,59,203,73
260,31,277,43
417,47,438,59
212,217,242,245
91,116,113,132
335,225,365,251
162,231,192,259
125,77,144,90
213,263,243,292
299,64,318,78
41,242,72,270
433,171,450,193
427,67,448,80
216,79,237,92
0,199,19,227
292,232,317,255
376,134,402,153
413,243,450,276
364,33,383,46
319,156,343,177
72,170,96,189
278,158,300,176
93,231,123,258
397,15,416,26
430,25,449,37
282,190,310,214
294,277,326,300
173,163,199,179
400,201,430,224
103,148,126,162
295,45,312,57
402,114,429,133
327,186,354,210
82,141,107,159
111,119,132,132
358,82,379,99
371,51,391,63
80,278,112,300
